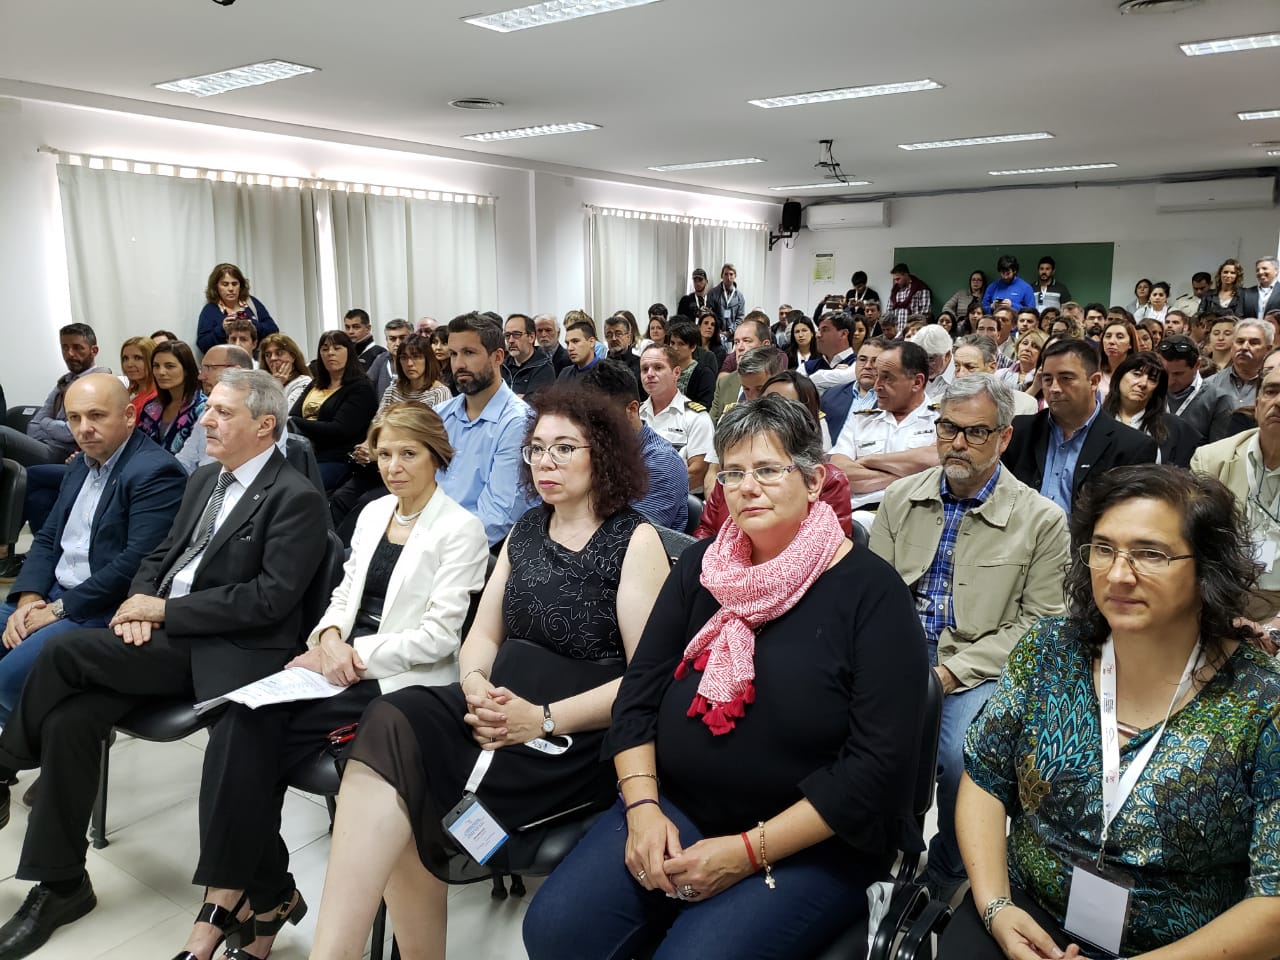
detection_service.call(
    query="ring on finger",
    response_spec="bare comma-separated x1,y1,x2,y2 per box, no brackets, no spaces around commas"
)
636,869,647,882
680,883,697,900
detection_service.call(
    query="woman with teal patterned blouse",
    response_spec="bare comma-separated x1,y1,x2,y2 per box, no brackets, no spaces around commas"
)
941,465,1280,959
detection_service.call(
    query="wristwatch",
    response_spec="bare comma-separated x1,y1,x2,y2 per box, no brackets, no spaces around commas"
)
48,599,65,620
541,704,556,736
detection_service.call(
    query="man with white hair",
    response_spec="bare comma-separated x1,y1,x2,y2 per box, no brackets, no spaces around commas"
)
1183,319,1274,443
911,325,955,400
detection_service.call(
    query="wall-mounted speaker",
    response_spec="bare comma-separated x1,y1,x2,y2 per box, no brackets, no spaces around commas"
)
781,201,802,233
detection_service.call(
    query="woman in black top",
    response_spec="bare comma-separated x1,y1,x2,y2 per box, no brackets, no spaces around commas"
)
1103,351,1203,467
288,330,378,491
524,395,928,960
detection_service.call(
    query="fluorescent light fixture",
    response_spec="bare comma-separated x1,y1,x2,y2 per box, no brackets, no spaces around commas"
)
769,181,871,190
1270,150,1280,157
647,158,765,171
464,0,660,32
988,163,1118,176
898,132,1054,151
462,122,601,141
155,60,316,98
1180,32,1280,56
1239,109,1280,121
749,79,941,109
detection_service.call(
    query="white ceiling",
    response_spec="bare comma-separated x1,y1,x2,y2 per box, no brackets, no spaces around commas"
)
2,0,1278,201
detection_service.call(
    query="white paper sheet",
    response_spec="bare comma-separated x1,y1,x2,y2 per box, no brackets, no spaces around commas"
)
193,666,348,714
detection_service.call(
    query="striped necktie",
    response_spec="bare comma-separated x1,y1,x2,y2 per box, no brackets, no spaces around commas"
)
158,471,236,597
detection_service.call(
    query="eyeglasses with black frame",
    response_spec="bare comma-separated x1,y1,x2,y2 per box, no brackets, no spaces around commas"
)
1078,543,1194,575
521,442,587,466
715,463,798,489
935,420,999,445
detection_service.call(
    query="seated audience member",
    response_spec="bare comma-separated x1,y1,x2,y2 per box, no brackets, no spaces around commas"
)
138,340,207,458
903,315,929,341
1203,314,1239,372
119,336,157,416
177,403,488,960
830,341,940,512
808,312,858,393
1002,339,1158,514
712,312,770,395
1103,351,1203,467
942,270,988,321
533,314,570,375
288,330,379,492
415,317,437,337
150,330,177,345
259,333,313,411
174,345,256,475
732,345,788,410
369,318,412,400
0,376,185,720
1140,317,1164,351
941,465,1280,960
666,320,716,408
556,319,601,384
1099,318,1138,396
1191,359,1280,622
698,311,729,368
937,310,957,336
306,385,669,959
343,309,388,374
677,268,710,321
603,314,644,399
223,318,259,363
434,312,535,547
913,324,956,399
999,329,1045,392
1163,309,1188,338
524,395,928,960
784,315,820,375
1155,334,1203,417
196,263,277,353
1184,319,1272,443
645,312,669,348
582,360,689,532
639,344,715,494
694,382,853,540
819,337,884,442
954,335,1038,417
0,371,328,957
428,327,455,394
869,375,1068,900
502,313,556,398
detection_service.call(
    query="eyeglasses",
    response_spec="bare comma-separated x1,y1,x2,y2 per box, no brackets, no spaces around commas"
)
1078,543,1194,575
504,331,527,340
1157,341,1197,358
715,463,797,489
521,442,587,466
200,363,236,372
935,420,999,445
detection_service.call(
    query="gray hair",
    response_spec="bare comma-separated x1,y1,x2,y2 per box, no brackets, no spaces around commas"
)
738,344,786,377
955,334,999,367
1256,256,1278,269
385,317,412,333
940,373,1016,429
218,369,287,440
222,345,255,369
911,325,953,358
713,395,824,483
1235,318,1276,347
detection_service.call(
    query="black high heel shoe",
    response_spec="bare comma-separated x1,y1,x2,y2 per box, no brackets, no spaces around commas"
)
171,893,250,960
223,891,308,960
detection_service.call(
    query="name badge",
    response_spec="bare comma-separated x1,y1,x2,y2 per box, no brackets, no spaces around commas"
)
442,791,508,865
1063,861,1132,955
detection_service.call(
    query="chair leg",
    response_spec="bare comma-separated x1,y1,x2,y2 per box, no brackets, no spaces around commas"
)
325,794,337,832
370,899,388,960
90,737,110,849
510,874,526,897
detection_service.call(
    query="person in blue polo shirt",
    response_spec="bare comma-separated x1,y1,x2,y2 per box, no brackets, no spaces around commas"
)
982,255,1036,313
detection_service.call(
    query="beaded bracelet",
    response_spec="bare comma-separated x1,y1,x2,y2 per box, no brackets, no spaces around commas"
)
757,821,775,889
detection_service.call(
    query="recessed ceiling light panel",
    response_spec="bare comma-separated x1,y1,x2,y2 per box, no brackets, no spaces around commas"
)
464,0,661,32
449,98,504,110
988,163,1118,176
749,79,941,109
1118,0,1204,13
769,182,871,190
1239,109,1280,121
462,122,601,141
898,132,1054,151
155,60,316,97
1180,32,1280,56
648,158,765,171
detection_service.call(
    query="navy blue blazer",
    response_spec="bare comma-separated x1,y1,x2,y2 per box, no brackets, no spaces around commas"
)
10,430,186,622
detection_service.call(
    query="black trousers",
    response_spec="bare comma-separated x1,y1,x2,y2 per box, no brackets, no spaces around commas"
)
938,887,1112,960
0,627,195,882
329,464,385,533
193,680,380,910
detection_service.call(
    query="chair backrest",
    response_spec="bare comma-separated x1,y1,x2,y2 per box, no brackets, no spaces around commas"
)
656,525,698,564
298,530,347,647
850,517,870,549
285,432,326,495
0,459,28,545
5,405,39,435
684,493,704,534
914,669,944,818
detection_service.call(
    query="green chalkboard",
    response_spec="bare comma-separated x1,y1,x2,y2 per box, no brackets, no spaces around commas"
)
893,242,1115,314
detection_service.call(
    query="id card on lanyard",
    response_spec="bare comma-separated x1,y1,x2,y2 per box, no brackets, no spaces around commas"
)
1063,635,1201,955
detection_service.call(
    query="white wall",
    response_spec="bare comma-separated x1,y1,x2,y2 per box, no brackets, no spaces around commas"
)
786,185,1280,315
0,96,782,402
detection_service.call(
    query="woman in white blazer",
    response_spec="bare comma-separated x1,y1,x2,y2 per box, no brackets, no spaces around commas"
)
173,403,489,960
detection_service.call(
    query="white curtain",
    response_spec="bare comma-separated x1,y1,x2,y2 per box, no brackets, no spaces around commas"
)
329,191,497,333
56,160,323,356
690,223,768,313
589,210,690,322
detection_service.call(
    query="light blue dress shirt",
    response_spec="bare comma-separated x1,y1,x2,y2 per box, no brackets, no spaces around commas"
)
53,440,129,589
1039,401,1102,513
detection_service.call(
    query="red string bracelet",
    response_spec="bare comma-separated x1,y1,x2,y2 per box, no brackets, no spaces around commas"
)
741,831,760,871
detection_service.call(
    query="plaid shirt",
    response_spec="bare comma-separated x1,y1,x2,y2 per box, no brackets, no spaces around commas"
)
915,465,1002,649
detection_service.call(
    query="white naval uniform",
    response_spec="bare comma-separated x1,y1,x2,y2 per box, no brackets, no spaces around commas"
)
640,391,715,465
831,398,939,509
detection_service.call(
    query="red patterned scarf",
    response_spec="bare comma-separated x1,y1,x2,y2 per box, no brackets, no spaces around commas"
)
676,500,846,735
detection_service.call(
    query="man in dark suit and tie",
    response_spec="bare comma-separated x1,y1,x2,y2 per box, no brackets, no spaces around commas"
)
0,369,328,959
0,375,185,721
1241,256,1279,321
1001,338,1158,513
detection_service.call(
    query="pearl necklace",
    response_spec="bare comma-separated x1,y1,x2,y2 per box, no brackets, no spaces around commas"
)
393,506,425,526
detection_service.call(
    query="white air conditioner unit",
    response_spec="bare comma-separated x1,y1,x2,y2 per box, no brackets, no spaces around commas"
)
1154,177,1276,213
804,201,890,230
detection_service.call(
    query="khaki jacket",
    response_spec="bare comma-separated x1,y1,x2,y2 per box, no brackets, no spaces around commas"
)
870,465,1069,690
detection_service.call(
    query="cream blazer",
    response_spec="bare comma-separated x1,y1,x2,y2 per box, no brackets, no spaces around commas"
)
307,490,489,693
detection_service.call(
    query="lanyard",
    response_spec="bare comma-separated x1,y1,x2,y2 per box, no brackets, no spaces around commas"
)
1244,441,1280,528
1097,635,1201,860
463,734,573,793
1171,376,1203,416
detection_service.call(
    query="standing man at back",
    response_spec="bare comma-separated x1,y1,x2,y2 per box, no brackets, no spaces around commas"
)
677,268,710,320
706,263,745,335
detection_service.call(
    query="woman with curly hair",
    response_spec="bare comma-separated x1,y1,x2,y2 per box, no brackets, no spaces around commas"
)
196,262,278,353
259,333,313,411
1201,258,1247,319
308,383,671,960
942,465,1280,959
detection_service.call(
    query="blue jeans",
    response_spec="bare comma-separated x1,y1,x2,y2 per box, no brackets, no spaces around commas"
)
23,464,69,537
0,585,110,722
924,680,996,891
524,795,886,960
